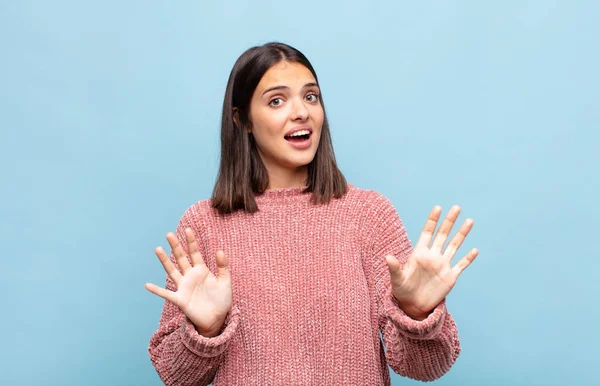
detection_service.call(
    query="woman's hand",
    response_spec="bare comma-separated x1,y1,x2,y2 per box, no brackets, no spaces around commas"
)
386,205,478,320
145,228,232,337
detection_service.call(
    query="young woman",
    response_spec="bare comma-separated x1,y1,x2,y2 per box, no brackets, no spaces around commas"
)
145,42,478,386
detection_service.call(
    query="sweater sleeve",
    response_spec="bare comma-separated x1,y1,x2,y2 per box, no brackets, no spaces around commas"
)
369,194,461,382
148,206,241,386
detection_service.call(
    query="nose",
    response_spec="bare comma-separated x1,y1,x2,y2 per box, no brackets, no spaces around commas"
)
290,97,309,121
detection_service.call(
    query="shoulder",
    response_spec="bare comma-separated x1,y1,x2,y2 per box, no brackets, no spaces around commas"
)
345,183,398,214
176,198,218,227
345,185,407,249
343,184,403,237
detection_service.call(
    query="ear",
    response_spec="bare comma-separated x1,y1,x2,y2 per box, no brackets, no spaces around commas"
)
233,107,252,134
232,107,240,128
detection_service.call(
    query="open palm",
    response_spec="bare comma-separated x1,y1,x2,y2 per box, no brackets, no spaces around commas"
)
145,228,232,336
386,205,479,320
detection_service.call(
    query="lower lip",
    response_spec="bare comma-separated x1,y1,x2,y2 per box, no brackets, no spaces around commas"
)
285,135,312,149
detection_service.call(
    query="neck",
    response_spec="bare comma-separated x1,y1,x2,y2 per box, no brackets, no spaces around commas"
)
265,165,309,190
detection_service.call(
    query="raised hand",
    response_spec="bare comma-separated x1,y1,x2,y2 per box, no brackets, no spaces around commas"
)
145,228,232,337
385,205,478,320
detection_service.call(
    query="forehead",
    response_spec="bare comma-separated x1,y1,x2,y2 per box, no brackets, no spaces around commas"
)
256,61,316,91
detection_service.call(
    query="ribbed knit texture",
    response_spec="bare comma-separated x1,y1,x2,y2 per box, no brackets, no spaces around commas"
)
148,184,461,385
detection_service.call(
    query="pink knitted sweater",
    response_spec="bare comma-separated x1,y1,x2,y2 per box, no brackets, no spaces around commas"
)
148,184,461,385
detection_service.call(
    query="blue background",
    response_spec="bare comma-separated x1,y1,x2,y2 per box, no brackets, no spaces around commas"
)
1,1,598,385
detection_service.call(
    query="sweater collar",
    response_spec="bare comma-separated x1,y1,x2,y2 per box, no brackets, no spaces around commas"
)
253,185,311,205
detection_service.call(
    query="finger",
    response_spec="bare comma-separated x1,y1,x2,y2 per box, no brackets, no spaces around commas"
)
167,231,192,274
442,218,474,261
155,246,182,285
185,228,206,267
415,206,443,249
451,248,479,277
215,250,230,279
431,205,461,253
385,255,404,282
144,282,178,304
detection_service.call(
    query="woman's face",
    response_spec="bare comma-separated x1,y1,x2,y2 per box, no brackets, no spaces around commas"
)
246,61,323,177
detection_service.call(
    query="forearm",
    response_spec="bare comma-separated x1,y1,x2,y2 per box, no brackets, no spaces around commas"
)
148,306,241,385
382,303,461,381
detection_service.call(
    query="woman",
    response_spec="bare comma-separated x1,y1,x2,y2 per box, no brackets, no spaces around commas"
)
145,42,478,385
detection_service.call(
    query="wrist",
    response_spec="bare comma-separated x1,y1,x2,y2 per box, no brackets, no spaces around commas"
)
193,320,225,338
195,326,223,337
393,296,431,321
403,310,430,321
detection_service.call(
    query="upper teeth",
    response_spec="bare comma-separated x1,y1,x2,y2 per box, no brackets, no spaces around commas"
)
289,130,310,137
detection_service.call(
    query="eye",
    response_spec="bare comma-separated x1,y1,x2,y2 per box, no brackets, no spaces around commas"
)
268,98,283,107
306,93,320,103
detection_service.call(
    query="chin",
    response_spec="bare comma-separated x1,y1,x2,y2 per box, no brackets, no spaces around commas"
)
282,153,316,169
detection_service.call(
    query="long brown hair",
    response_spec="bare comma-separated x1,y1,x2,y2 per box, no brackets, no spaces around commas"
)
211,42,347,214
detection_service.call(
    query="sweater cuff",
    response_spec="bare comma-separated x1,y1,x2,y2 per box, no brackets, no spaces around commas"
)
384,288,447,340
179,305,241,357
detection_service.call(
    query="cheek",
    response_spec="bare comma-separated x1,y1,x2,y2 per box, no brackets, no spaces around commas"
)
256,110,288,136
312,105,324,124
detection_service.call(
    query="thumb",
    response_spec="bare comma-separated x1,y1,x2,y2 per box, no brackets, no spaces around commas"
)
385,255,402,279
215,250,230,279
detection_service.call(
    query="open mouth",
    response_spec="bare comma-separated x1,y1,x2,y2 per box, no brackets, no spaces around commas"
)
284,132,311,142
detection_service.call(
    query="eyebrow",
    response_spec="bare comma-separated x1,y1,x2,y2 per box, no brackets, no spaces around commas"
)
261,82,319,96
